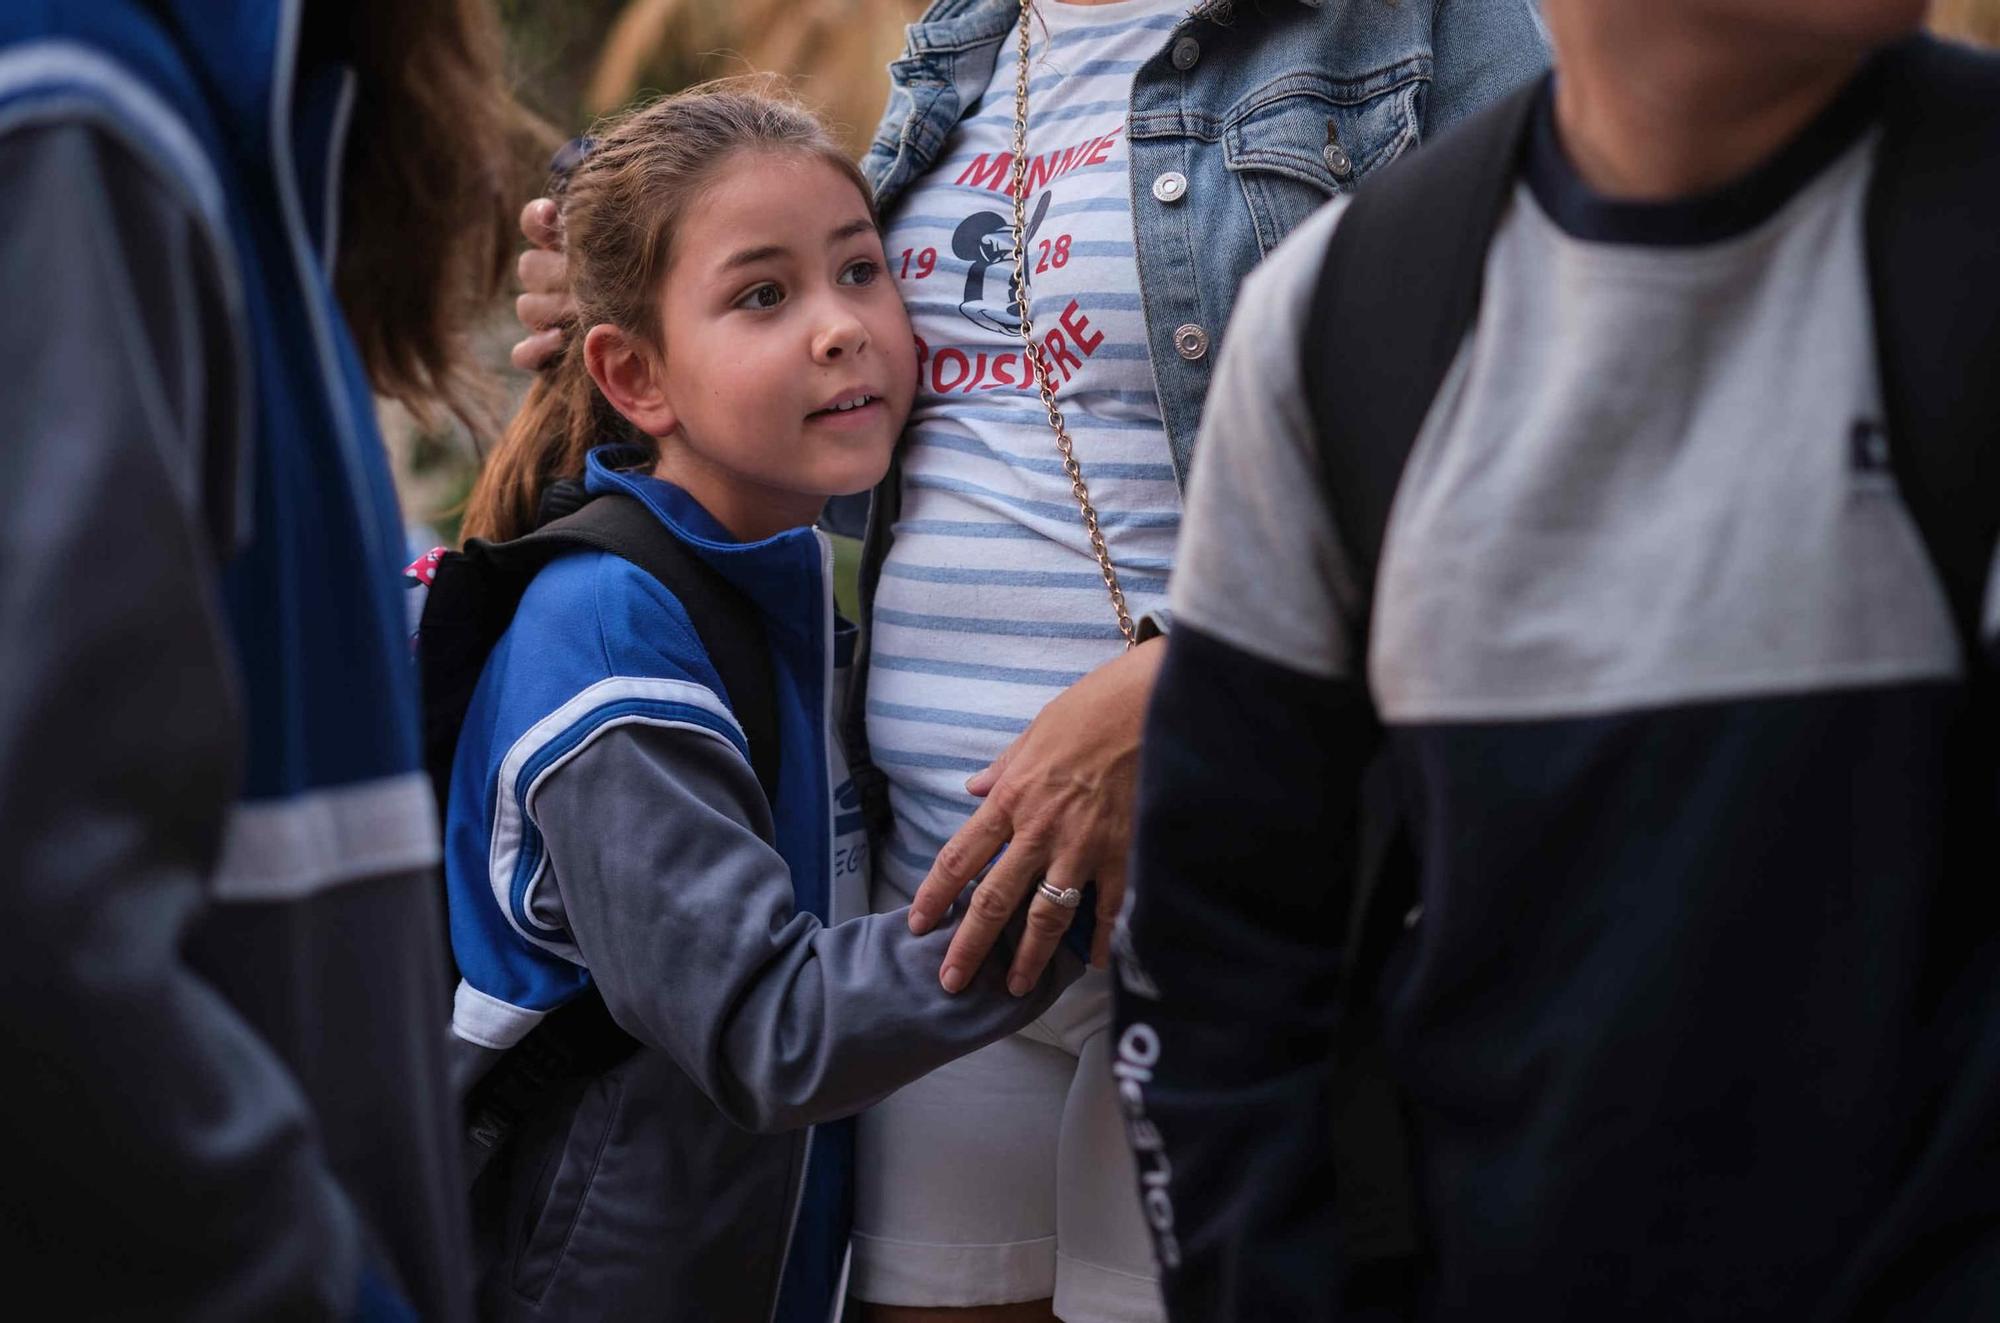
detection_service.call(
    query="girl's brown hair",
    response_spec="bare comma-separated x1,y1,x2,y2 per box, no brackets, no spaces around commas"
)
461,78,875,543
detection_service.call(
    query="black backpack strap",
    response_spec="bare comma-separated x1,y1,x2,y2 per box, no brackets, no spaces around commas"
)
423,491,780,814
528,495,782,805
1303,77,1540,998
1839,41,2000,1308
1862,36,2000,990
1295,80,1543,1292
1865,35,2000,672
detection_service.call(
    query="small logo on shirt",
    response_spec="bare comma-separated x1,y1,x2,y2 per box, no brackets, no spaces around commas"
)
1850,419,1893,487
833,777,865,839
832,779,870,883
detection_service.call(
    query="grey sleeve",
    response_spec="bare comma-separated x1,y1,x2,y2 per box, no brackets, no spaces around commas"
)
1425,0,1551,139
1171,199,1362,680
0,124,363,1317
535,720,1081,1134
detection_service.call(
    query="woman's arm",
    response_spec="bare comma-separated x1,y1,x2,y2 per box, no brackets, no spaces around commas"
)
532,718,1080,1134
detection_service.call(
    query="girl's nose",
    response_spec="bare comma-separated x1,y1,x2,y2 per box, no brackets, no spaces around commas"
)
813,311,869,364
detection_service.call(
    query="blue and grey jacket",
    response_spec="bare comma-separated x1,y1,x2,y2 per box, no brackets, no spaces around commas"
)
0,1,462,1318
446,448,1076,1323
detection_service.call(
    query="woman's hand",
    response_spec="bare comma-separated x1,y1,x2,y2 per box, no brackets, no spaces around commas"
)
510,197,574,371
909,636,1166,995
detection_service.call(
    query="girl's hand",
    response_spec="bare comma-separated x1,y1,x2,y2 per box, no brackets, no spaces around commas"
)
909,637,1166,995
510,197,574,372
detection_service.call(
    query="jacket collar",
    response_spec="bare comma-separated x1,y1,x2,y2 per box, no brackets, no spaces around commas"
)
583,444,832,646
901,0,1321,55
584,446,825,558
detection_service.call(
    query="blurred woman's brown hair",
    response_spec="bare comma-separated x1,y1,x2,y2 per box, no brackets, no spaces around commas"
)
302,0,549,428
459,77,874,543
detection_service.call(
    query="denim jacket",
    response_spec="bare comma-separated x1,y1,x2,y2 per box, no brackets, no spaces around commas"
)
840,0,1549,829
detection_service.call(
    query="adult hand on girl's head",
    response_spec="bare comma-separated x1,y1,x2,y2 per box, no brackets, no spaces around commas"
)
910,636,1167,995
510,197,574,372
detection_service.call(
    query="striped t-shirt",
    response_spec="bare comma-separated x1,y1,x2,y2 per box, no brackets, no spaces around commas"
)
868,0,1185,901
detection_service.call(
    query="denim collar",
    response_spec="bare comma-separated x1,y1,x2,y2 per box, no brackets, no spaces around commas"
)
901,0,1321,55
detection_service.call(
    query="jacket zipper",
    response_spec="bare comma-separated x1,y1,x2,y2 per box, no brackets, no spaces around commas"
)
267,0,386,571
766,1127,816,1323
767,530,841,1323
815,528,839,919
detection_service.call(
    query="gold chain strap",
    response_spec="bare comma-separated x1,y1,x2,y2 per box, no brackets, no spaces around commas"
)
1007,0,1138,648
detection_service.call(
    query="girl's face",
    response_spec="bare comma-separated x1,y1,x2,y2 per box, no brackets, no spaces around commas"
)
598,150,916,541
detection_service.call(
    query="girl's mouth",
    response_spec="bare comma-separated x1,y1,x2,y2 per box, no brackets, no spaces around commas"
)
809,393,880,420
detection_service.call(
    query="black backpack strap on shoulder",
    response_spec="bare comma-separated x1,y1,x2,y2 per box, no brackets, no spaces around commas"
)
528,496,782,807
1864,35,2000,672
422,488,780,819
1296,79,1543,1297
1842,41,2000,1309
1864,34,2000,970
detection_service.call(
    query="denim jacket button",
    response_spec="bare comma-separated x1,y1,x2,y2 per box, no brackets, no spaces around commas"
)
1151,170,1188,204
1170,36,1200,71
1173,324,1209,360
1323,141,1354,180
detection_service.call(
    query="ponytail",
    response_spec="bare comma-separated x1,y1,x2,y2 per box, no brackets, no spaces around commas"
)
460,336,641,543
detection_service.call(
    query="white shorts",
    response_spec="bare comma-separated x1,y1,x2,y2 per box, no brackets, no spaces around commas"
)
850,968,1166,1322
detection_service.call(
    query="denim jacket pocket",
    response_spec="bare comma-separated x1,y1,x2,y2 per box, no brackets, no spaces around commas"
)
1223,66,1426,256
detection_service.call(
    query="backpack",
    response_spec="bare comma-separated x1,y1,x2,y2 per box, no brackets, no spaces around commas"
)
415,480,782,1180
1299,33,2000,1308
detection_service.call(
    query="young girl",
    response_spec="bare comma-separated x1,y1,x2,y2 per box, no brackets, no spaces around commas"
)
443,84,1078,1323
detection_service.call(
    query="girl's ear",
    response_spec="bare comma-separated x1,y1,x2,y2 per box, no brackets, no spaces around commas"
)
583,323,678,437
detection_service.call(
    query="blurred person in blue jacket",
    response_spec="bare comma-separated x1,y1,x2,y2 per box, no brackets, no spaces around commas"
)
0,1,534,1316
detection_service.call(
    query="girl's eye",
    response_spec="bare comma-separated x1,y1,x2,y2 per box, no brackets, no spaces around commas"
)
736,283,784,311
839,260,879,287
